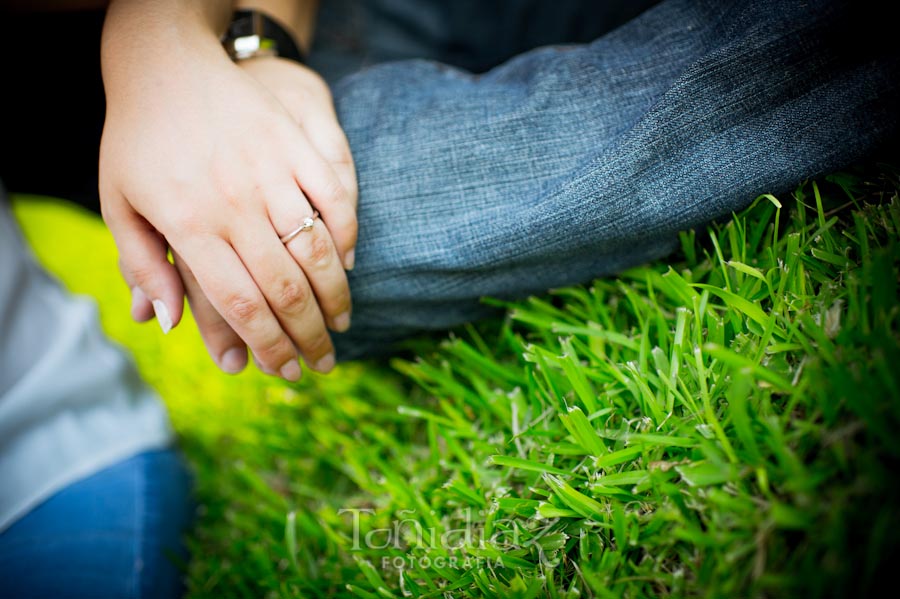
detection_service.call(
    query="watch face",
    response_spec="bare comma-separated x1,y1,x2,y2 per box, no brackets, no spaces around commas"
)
231,36,276,60
223,9,305,64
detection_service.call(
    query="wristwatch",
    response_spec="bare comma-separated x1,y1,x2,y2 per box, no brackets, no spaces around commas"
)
222,9,305,64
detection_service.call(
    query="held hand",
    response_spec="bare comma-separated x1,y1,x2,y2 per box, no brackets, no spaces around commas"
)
165,57,359,377
239,57,358,216
100,22,357,380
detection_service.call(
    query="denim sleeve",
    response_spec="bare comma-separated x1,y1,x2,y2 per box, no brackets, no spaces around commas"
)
329,0,899,361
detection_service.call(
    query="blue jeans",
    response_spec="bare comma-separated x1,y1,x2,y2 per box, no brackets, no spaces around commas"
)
0,451,191,599
322,0,898,360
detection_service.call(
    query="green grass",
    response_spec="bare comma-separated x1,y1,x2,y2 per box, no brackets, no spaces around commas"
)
12,163,900,598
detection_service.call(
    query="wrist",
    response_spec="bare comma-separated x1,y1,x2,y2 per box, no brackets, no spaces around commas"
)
101,0,231,98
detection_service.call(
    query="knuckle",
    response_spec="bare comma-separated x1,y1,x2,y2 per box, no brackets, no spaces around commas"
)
305,230,333,265
318,177,346,206
174,210,207,236
224,294,261,324
322,141,354,166
128,263,157,286
273,279,311,313
161,206,211,240
303,333,333,359
198,316,240,347
209,173,247,213
330,286,352,314
258,335,295,363
335,147,354,166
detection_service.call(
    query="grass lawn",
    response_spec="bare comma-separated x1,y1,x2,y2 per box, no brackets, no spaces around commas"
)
12,163,900,598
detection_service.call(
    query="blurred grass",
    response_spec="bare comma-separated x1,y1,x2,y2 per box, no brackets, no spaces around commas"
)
10,163,900,598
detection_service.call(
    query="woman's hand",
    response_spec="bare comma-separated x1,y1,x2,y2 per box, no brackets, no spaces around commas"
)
100,0,357,380
171,57,359,378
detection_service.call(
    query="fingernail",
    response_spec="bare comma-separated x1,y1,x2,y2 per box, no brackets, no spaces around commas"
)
130,287,148,318
314,352,335,373
220,347,247,374
279,359,302,382
344,249,355,270
334,311,351,332
152,299,172,334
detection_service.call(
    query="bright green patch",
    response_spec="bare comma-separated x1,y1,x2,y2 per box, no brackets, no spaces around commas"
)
12,164,900,597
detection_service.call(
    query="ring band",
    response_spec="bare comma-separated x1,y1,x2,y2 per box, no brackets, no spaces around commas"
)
279,211,320,244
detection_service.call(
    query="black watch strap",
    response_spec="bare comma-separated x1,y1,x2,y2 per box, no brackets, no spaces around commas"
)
225,9,305,64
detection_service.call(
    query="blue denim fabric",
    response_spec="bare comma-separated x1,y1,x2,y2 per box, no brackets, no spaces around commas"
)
309,0,662,81
0,450,191,599
327,0,899,361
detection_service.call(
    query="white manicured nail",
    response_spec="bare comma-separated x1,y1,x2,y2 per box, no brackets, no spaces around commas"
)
152,299,172,334
344,249,355,270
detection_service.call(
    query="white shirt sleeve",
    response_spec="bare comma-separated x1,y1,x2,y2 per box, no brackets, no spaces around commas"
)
0,194,173,532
